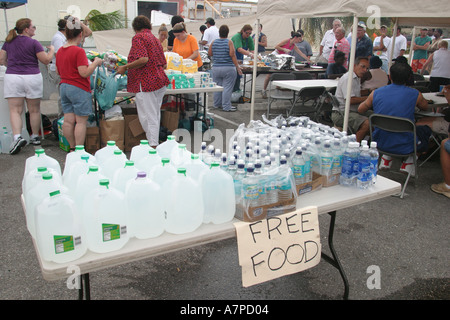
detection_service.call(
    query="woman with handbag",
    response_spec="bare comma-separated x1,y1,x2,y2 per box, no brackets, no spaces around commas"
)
56,16,103,151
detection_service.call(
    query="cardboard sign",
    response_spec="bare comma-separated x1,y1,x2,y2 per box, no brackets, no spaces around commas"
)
234,206,321,287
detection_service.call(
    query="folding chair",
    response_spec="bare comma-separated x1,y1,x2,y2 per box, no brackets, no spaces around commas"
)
369,114,419,198
411,85,431,93
287,86,326,119
419,132,446,167
266,73,296,118
291,71,313,80
328,93,355,134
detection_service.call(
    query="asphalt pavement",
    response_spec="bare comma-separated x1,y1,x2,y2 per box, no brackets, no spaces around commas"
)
0,75,449,306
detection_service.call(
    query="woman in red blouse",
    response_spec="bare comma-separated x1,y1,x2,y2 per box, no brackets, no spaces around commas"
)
117,15,169,148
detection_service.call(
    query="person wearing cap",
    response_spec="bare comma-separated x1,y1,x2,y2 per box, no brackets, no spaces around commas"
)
172,22,203,70
167,15,184,51
411,28,432,73
373,25,391,73
354,21,373,59
200,17,219,52
388,27,407,61
319,19,342,63
328,27,350,69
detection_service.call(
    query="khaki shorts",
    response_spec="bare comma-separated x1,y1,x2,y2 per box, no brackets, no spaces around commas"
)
4,73,43,99
331,110,369,133
431,117,449,135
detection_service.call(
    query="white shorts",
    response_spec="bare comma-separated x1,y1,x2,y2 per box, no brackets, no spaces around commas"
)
3,73,43,99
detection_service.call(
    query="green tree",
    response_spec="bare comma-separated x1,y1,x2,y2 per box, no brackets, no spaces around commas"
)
84,10,125,31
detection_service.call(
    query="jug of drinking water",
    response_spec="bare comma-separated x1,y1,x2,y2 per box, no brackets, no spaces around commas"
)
102,149,127,180
34,190,87,263
24,149,62,181
112,160,139,193
63,154,97,195
94,141,121,167
22,166,62,201
130,140,153,163
156,135,178,159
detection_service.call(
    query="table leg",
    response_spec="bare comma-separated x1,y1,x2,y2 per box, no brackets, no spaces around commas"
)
78,273,91,300
321,211,350,300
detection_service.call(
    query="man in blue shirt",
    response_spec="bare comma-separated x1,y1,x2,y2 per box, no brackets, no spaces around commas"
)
354,21,373,58
358,62,432,176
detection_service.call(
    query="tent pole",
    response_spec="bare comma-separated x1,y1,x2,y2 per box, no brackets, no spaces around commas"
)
409,27,416,66
4,8,9,31
388,18,398,72
343,15,358,133
250,18,260,122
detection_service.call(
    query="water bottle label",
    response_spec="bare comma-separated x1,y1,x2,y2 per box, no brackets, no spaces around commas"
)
332,155,342,169
102,224,126,242
293,165,305,178
244,184,259,200
321,156,333,171
53,235,77,254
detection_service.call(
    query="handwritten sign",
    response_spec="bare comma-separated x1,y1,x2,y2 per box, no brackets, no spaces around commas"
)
234,206,321,287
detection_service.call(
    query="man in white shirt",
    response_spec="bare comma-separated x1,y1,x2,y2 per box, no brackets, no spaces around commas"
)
200,17,219,51
388,26,407,60
373,25,391,73
49,19,67,78
319,19,342,62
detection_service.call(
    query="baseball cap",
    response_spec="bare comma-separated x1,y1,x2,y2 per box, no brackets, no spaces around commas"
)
358,21,367,30
205,17,215,24
381,25,388,29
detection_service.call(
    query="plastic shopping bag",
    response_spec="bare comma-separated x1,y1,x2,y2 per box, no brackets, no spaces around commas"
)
94,65,124,111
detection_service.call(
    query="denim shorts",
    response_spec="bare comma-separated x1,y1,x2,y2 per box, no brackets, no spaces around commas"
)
60,83,93,116
445,138,450,155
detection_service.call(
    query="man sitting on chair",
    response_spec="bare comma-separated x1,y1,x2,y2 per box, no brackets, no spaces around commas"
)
358,62,432,177
331,56,371,142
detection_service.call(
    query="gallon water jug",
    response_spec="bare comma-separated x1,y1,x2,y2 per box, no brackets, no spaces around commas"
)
82,179,129,254
63,145,93,178
170,143,192,168
22,166,62,200
1,131,13,154
25,173,68,238
149,158,177,194
165,168,204,234
63,154,97,195
135,149,161,174
74,166,106,212
94,141,121,167
155,135,178,159
102,149,127,180
125,172,165,239
35,190,87,263
201,163,235,224
23,149,62,181
112,160,139,193
184,154,208,181
130,140,154,163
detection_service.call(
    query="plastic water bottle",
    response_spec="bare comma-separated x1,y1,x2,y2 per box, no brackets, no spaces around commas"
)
184,154,208,181
134,149,161,175
102,149,127,180
25,172,68,238
94,141,120,167
165,168,204,234
130,140,153,163
171,143,191,168
22,166,62,200
112,160,139,193
357,145,372,189
233,160,246,207
63,154,97,195
34,190,87,263
1,131,13,154
331,139,343,175
243,164,260,208
156,135,178,159
340,142,360,186
63,145,93,176
254,160,267,206
369,141,379,184
277,156,294,201
220,153,228,171
320,141,333,176
74,166,106,211
226,156,237,179
82,179,129,253
150,158,177,197
125,172,165,239
24,149,62,180
198,142,208,162
301,144,312,183
201,162,235,224
292,147,306,185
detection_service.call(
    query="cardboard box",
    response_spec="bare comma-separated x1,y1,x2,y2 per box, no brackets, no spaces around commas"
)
84,126,100,155
57,118,70,152
295,172,324,196
122,107,147,152
234,196,297,222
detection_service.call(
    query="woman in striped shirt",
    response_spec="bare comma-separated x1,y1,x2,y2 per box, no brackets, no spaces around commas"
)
208,25,242,112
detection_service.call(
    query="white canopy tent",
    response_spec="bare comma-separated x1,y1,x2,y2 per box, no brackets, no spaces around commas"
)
252,0,450,130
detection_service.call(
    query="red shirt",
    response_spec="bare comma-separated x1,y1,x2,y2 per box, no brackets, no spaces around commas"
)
56,45,91,92
127,29,169,93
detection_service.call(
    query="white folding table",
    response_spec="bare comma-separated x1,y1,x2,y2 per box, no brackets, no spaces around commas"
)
25,175,401,300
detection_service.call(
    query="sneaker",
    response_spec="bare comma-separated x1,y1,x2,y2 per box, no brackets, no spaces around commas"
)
400,157,416,177
223,106,237,112
30,136,41,145
430,182,450,198
9,136,27,155
261,90,267,99
379,155,393,170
